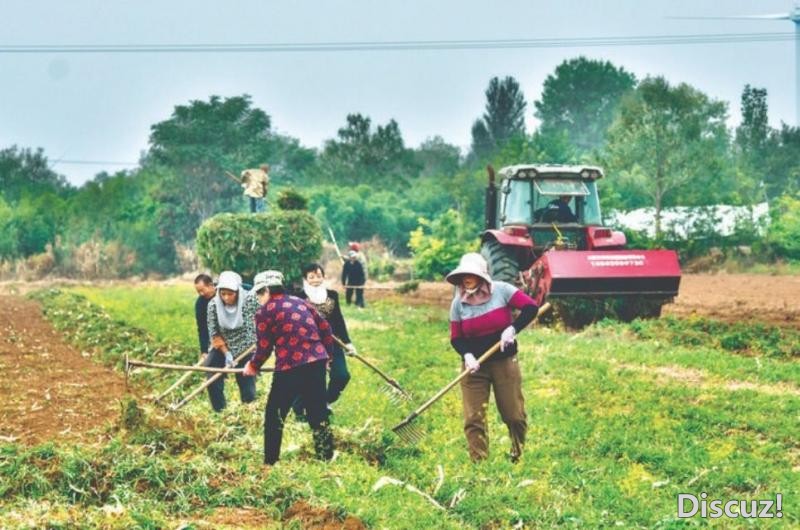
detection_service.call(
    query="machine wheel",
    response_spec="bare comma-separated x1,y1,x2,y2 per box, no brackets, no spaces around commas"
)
480,239,520,284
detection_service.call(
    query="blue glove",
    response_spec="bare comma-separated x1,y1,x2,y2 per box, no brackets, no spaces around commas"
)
224,351,234,368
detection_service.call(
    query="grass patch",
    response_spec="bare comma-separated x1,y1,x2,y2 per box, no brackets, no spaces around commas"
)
3,286,796,528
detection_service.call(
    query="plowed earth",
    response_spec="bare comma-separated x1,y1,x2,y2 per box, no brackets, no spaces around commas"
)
0,295,128,445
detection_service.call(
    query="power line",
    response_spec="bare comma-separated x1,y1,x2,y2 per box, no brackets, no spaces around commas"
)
0,32,795,54
52,159,138,166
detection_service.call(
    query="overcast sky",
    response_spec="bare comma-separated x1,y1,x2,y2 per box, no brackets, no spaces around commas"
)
1,0,796,186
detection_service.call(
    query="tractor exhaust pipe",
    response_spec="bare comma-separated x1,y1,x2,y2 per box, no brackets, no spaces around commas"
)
485,165,497,230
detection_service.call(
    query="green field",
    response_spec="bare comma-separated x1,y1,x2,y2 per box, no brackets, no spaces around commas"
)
2,285,798,528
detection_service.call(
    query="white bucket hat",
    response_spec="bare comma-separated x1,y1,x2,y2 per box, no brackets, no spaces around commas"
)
445,252,492,286
217,271,242,291
253,270,284,291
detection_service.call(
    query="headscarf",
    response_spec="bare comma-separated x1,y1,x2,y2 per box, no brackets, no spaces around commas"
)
458,280,493,306
213,271,245,330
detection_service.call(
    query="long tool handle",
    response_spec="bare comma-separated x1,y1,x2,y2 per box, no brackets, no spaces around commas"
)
129,358,247,374
332,335,410,397
401,302,550,421
153,359,203,401
169,345,255,411
327,226,345,263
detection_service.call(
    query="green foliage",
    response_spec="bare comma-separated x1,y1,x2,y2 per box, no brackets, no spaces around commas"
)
408,209,479,280
469,76,527,161
317,113,420,186
276,188,308,210
0,146,71,203
535,57,636,154
7,287,799,528
603,76,733,239
616,316,800,359
195,211,323,283
767,194,800,259
307,185,420,254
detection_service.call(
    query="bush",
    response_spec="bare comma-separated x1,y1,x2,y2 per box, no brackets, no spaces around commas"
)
277,188,309,210
767,194,800,260
195,210,323,283
408,209,478,280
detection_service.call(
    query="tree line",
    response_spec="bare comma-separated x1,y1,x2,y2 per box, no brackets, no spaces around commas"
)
1,57,798,278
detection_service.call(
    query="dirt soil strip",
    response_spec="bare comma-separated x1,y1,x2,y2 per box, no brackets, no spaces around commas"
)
371,273,800,328
0,295,129,445
663,273,800,327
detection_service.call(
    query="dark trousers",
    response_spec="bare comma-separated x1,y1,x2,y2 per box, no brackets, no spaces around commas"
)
345,287,364,307
264,360,334,465
292,345,351,416
202,348,257,412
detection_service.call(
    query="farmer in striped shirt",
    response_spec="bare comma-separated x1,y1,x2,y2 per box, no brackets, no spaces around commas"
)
447,253,538,462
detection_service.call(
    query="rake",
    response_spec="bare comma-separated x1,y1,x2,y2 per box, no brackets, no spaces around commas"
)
126,357,250,375
168,345,256,412
391,302,551,443
151,359,203,403
332,335,412,404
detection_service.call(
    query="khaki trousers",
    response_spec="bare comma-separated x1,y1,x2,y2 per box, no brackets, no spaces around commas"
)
459,355,527,461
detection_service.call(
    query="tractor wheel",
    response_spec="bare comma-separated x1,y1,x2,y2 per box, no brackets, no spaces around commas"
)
480,240,520,284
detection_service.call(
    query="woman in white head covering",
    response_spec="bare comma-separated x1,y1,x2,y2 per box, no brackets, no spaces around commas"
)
446,252,539,463
204,270,259,412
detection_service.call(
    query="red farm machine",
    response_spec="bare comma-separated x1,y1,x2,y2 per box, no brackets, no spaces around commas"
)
481,164,681,327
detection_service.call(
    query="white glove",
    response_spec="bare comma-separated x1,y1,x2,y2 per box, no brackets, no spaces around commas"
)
463,353,480,374
344,343,357,356
224,351,235,368
500,325,517,352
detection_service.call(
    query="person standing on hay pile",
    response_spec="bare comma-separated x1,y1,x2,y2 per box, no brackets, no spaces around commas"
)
292,263,355,419
205,271,259,412
341,250,366,308
446,252,539,462
242,270,335,465
240,163,270,213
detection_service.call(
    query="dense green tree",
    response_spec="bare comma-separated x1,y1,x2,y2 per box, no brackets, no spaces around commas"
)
604,77,730,239
470,76,527,160
0,197,19,258
534,57,636,154
414,136,461,177
147,95,314,240
764,124,800,199
318,114,419,186
0,146,71,202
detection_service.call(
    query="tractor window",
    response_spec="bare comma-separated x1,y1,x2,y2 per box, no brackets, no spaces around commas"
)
502,179,533,224
531,179,602,225
582,181,602,225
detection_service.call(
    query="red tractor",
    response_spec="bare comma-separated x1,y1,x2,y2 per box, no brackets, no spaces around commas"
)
481,164,681,326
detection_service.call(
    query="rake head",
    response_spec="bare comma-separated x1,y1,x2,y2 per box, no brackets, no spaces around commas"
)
391,414,425,444
380,384,413,405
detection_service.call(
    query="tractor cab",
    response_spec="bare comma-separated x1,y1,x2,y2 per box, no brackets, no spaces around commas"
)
487,165,609,255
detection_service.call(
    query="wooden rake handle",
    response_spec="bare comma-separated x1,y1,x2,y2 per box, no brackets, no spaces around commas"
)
331,335,409,396
153,359,203,402
398,302,551,424
128,358,250,374
169,345,256,411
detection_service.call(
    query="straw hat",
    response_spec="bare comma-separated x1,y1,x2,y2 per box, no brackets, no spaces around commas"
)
445,253,492,286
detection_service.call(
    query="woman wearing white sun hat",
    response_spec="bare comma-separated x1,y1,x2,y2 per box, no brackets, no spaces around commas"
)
446,252,539,462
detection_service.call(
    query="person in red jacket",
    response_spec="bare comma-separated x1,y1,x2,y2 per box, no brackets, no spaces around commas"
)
242,270,335,465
